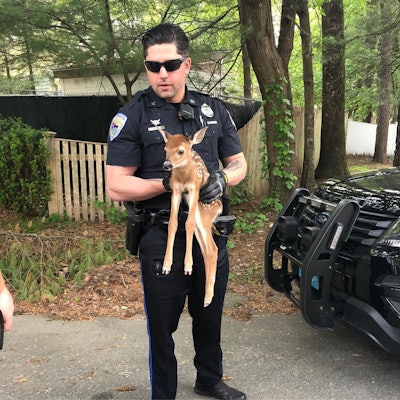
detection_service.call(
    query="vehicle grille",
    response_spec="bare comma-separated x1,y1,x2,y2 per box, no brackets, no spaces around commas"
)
298,195,397,260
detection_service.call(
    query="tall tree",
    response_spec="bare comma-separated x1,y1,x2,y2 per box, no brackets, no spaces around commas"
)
297,0,315,189
241,40,252,102
0,0,49,93
239,0,298,203
315,0,348,179
345,0,400,152
372,0,393,163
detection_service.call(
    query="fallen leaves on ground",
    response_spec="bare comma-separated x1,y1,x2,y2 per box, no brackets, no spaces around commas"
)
14,199,296,321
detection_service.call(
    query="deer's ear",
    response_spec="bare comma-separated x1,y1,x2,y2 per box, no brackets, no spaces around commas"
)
190,127,208,145
159,129,171,143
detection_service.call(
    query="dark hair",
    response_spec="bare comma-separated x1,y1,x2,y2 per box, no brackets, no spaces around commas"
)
142,23,190,58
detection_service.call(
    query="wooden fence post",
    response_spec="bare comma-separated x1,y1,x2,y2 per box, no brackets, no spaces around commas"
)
45,131,63,216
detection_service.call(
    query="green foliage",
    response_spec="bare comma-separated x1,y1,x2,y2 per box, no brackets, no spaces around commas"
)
93,200,127,224
2,0,399,123
226,239,235,250
235,211,269,234
46,213,72,225
260,196,283,212
344,0,400,120
228,262,263,283
229,176,253,205
259,80,297,209
0,220,127,302
289,5,323,108
0,213,73,233
0,0,243,99
0,116,52,216
242,264,263,283
0,76,33,94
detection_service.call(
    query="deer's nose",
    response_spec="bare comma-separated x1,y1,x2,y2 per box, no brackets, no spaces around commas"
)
163,160,173,171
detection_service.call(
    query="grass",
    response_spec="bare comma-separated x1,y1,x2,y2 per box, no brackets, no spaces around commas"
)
349,165,376,174
0,214,128,302
347,154,393,174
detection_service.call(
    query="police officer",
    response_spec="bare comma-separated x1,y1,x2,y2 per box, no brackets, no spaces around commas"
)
106,23,247,400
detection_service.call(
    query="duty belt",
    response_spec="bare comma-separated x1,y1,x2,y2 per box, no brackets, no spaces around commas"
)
125,203,237,256
144,208,188,228
143,208,236,236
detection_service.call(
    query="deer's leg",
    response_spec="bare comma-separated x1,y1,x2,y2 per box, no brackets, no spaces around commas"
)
163,191,180,274
183,190,197,275
200,231,218,307
195,202,222,307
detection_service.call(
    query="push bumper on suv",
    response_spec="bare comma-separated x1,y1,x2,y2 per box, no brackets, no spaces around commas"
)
265,187,400,355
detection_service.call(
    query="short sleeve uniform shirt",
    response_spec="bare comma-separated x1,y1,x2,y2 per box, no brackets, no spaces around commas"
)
106,86,242,208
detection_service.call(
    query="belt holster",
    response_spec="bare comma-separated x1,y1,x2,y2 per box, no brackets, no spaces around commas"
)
213,215,237,236
124,202,146,256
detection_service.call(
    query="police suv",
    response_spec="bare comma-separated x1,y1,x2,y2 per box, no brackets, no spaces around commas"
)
265,167,400,355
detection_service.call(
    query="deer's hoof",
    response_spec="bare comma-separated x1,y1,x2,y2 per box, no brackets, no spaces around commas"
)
204,298,212,307
184,269,193,276
162,267,171,274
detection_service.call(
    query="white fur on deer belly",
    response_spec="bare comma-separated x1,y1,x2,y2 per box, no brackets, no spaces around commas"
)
201,200,222,212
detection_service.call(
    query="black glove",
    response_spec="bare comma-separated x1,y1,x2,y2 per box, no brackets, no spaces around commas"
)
199,170,228,203
162,172,171,192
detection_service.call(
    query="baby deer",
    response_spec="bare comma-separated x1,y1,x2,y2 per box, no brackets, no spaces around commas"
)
160,127,222,307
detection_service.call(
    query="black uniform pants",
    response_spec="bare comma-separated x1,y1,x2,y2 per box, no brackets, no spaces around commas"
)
139,223,229,400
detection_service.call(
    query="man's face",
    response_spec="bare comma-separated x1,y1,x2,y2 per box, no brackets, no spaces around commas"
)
144,43,191,103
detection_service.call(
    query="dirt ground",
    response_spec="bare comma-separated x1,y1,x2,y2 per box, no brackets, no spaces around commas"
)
13,155,394,322
14,198,296,322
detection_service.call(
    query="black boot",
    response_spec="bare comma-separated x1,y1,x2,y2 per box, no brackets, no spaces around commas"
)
194,380,246,400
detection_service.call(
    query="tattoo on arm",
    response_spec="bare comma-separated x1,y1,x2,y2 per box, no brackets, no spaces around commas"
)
225,158,243,172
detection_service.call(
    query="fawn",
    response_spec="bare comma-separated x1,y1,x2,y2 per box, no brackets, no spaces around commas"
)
160,127,223,307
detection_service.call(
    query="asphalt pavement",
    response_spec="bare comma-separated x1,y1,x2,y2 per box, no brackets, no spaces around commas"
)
1,292,400,400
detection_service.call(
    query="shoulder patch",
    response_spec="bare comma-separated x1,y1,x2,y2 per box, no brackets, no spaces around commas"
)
109,113,128,141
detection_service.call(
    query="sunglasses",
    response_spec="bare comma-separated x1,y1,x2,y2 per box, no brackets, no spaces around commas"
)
144,58,187,73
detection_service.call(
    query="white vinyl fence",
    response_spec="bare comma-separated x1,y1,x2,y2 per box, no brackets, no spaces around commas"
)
346,119,398,156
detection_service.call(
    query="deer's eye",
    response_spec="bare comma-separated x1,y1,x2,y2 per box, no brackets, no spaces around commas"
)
178,149,184,155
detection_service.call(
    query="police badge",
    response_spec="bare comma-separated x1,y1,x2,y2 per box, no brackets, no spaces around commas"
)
201,103,214,118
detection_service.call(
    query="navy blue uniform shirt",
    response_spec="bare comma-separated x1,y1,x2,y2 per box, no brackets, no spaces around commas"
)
106,86,242,208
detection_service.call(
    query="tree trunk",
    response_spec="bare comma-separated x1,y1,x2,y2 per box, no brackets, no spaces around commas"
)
5,54,11,80
23,34,36,92
297,0,315,190
315,0,348,179
239,0,298,203
278,0,297,71
241,41,253,102
372,0,392,163
393,105,400,166
374,104,391,163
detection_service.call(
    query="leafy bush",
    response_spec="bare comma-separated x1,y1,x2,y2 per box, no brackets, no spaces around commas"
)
0,116,51,216
229,176,253,205
235,211,269,234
